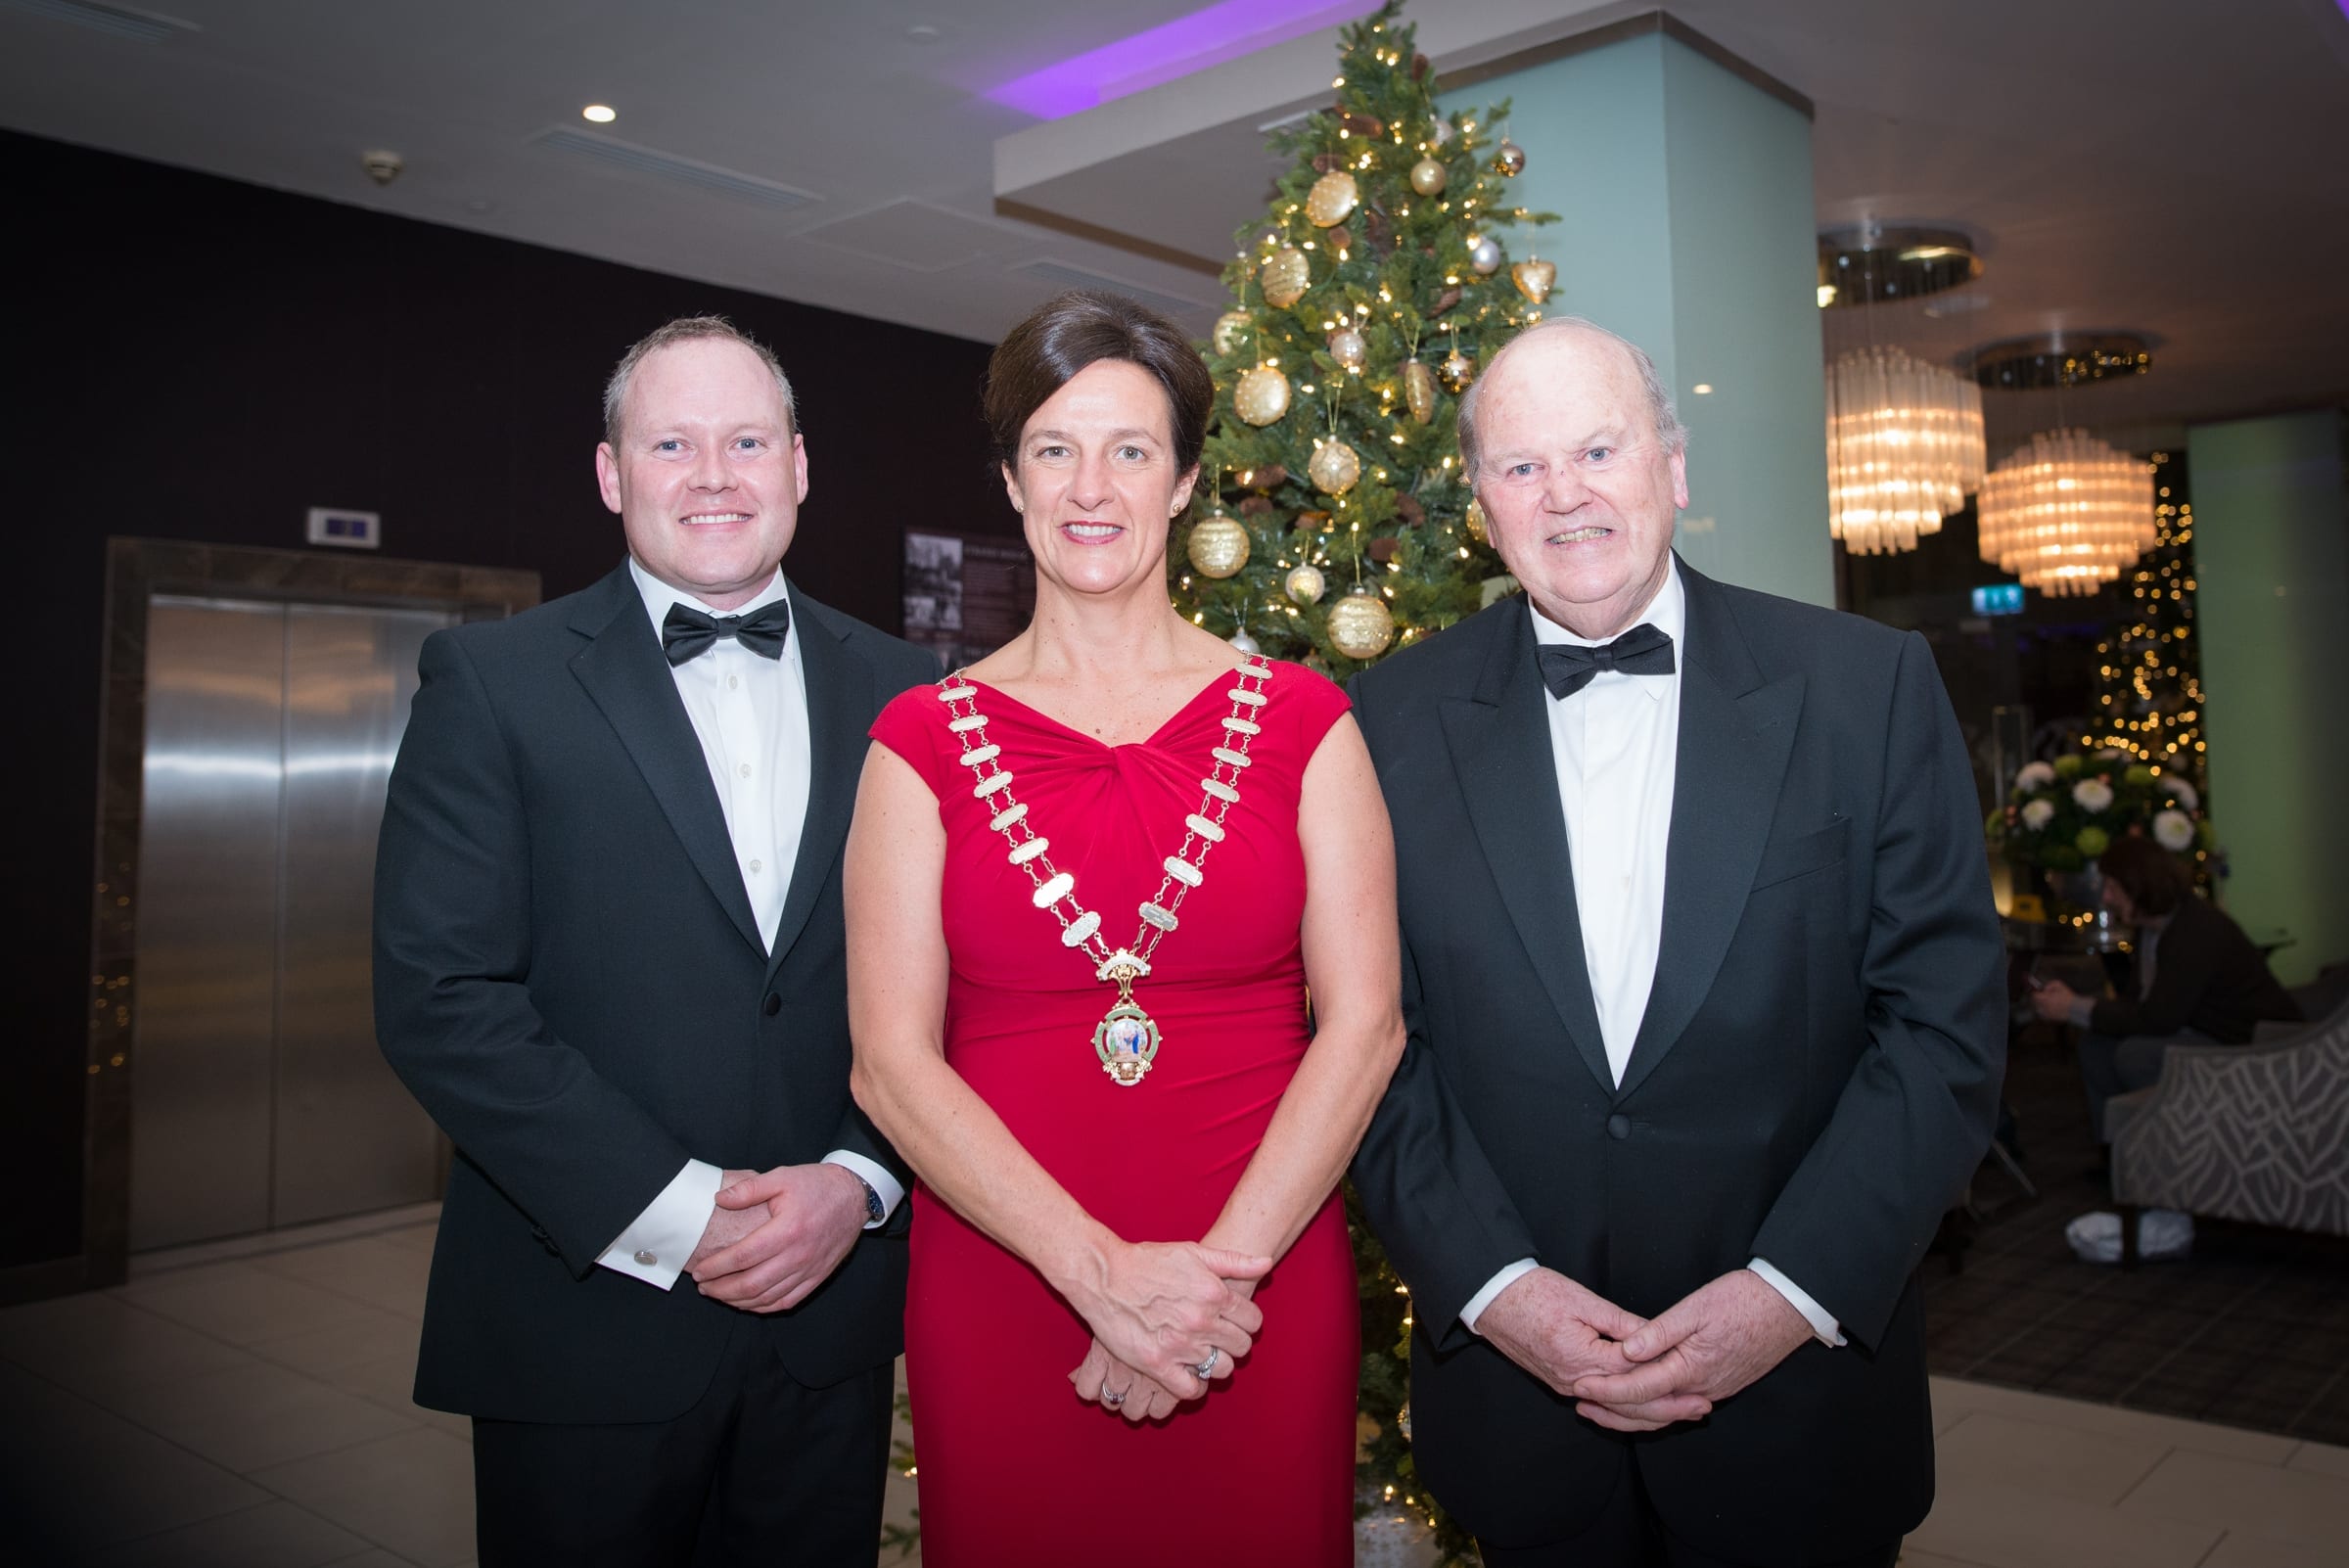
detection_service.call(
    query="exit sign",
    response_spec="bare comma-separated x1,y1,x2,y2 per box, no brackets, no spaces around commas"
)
306,507,381,549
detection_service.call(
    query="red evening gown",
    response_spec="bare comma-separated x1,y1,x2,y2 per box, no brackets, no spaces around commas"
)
867,661,1359,1567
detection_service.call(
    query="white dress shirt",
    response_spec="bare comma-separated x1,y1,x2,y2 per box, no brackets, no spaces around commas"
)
596,561,903,1290
1459,560,1842,1346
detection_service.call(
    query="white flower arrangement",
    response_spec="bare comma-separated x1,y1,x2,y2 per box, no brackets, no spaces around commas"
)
1993,747,2206,876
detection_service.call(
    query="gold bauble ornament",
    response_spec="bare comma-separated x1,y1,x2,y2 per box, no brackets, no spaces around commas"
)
1494,138,1527,176
1464,498,1490,543
1327,327,1366,372
1467,235,1502,276
1305,170,1359,229
1440,346,1477,393
1309,438,1362,496
1325,583,1397,661
1408,157,1448,197
1510,257,1556,305
1233,364,1292,426
1260,246,1311,307
1403,360,1438,425
1212,311,1251,356
1285,564,1327,605
1185,510,1251,578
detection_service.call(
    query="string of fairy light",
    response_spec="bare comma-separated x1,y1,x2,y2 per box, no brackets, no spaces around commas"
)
2083,449,2204,778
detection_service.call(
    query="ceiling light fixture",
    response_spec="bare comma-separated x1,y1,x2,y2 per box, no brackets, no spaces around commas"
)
1825,346,1986,555
581,104,618,124
1969,332,2151,391
1976,429,2156,596
1818,225,1984,308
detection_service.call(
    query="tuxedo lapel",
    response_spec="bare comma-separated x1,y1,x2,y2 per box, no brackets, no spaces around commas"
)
767,583,866,978
1441,599,1614,1092
1617,561,1804,1097
566,567,764,957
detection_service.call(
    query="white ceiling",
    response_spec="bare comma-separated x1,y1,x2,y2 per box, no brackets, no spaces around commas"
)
6,0,2348,441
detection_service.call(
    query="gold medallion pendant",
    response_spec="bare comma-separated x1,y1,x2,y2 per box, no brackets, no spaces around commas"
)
1092,954,1161,1086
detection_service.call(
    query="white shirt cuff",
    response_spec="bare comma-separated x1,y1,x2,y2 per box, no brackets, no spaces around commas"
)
822,1149,904,1229
1748,1257,1845,1346
1459,1258,1541,1334
597,1159,723,1290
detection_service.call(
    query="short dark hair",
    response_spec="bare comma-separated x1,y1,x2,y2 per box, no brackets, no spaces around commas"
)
983,291,1212,477
604,315,795,447
2099,834,2192,917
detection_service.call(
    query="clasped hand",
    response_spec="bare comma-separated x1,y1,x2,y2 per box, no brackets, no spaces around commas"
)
1064,1240,1267,1421
1538,1268,1813,1433
686,1164,868,1314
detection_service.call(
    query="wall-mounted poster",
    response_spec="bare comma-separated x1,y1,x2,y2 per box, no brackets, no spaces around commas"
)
901,529,1036,669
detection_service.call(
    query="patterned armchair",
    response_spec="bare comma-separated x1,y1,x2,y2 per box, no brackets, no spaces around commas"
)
2106,992,2349,1238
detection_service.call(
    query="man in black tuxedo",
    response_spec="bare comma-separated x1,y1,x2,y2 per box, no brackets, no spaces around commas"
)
1349,319,2004,1567
375,317,938,1566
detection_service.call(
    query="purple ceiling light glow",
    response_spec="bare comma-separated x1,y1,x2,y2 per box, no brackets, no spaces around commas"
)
988,0,1367,120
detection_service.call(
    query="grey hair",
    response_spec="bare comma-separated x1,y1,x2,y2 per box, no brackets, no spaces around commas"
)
1455,315,1688,480
602,315,797,447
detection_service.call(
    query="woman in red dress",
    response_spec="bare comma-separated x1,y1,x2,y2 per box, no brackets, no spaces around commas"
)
847,291,1403,1565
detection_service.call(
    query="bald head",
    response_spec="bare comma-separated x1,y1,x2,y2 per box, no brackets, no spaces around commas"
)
1459,315,1691,639
1457,317,1686,483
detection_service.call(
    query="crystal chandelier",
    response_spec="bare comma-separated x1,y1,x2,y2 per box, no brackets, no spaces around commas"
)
1824,346,1986,554
1975,429,2156,596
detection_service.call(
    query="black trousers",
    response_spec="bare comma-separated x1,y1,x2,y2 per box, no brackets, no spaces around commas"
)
473,1313,895,1568
1476,1453,1900,1568
2075,1028,2209,1141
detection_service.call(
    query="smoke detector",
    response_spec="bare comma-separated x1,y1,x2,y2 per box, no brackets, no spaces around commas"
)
360,150,404,186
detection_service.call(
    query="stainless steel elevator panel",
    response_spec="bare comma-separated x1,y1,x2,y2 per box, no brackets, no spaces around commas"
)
274,605,448,1227
133,599,286,1250
132,595,455,1250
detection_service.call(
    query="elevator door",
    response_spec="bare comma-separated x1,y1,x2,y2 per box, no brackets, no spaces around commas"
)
132,596,455,1251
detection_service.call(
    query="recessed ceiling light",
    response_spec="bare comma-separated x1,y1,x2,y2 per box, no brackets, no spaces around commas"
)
581,104,617,124
1691,384,1714,395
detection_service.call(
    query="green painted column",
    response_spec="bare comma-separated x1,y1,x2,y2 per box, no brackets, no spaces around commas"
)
1454,23,1830,606
2188,410,2349,986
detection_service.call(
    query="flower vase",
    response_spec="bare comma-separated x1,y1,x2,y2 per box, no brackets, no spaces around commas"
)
2043,864,2106,923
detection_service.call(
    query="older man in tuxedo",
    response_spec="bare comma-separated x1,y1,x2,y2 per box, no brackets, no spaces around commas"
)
1349,318,2004,1567
375,316,937,1565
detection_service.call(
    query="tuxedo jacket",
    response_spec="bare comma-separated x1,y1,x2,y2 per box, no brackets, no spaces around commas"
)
1348,558,2004,1561
374,564,939,1425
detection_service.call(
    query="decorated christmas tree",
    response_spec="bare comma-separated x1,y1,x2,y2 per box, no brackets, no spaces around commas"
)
1171,6,1551,1559
1174,0,1554,685
2086,449,2205,790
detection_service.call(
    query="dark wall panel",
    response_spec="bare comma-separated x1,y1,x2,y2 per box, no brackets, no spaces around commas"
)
4,129,1015,1268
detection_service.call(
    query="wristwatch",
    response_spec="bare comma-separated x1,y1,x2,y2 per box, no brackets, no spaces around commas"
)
853,1176,886,1226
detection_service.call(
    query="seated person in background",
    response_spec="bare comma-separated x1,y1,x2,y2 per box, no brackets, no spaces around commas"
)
2033,835,2302,1141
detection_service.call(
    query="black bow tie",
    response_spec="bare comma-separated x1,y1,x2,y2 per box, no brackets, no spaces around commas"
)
1537,622,1676,698
661,599,791,666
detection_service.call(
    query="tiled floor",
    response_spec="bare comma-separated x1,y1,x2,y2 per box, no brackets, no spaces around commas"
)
2,1210,2342,1567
